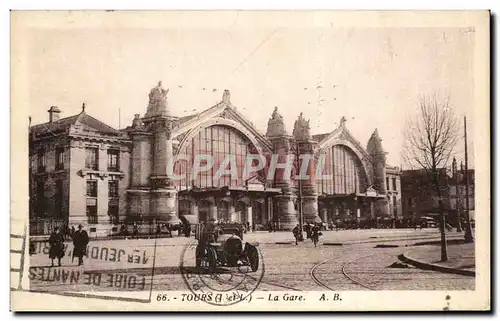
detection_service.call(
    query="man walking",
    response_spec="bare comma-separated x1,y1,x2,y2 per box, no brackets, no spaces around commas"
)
292,224,301,245
48,226,65,267
72,224,89,266
156,223,162,238
132,223,139,239
311,223,321,247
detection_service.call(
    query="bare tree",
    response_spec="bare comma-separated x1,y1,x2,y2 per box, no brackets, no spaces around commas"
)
402,93,460,261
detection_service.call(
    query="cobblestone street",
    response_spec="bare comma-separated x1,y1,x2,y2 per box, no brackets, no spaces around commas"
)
26,229,474,296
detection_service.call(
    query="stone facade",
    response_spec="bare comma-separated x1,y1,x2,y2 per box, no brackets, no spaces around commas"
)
29,104,131,237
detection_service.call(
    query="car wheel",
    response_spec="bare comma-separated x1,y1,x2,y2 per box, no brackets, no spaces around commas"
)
247,246,259,272
207,248,217,272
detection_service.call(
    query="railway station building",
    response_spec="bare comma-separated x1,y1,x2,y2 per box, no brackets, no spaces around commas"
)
29,82,402,236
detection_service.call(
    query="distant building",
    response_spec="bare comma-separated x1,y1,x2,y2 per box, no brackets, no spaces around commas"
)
401,164,474,225
386,166,402,219
449,158,475,221
29,82,402,236
29,104,131,236
401,168,449,221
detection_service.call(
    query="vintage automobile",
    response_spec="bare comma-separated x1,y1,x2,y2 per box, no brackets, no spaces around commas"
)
195,223,259,272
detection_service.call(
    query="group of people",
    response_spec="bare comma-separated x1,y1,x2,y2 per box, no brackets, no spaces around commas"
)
323,217,430,230
292,223,322,247
48,224,89,267
119,223,142,238
267,221,279,232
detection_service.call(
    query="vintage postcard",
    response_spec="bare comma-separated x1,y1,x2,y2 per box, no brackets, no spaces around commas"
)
10,10,490,311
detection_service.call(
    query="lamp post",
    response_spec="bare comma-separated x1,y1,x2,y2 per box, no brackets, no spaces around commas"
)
463,116,474,243
452,157,463,232
291,138,304,240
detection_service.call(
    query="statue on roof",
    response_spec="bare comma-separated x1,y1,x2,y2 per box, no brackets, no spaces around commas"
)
145,81,171,117
266,106,288,137
149,81,169,104
131,114,145,131
271,106,283,121
293,112,311,140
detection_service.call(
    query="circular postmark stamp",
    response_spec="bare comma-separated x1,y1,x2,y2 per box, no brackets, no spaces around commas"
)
179,234,265,306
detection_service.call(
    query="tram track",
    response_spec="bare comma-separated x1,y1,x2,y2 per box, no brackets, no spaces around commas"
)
309,258,338,291
340,254,378,291
309,253,380,291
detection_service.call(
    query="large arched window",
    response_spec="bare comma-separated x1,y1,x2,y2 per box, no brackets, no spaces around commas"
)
316,144,367,195
174,125,258,190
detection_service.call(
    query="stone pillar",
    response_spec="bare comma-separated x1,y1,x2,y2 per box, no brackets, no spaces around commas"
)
246,205,253,230
321,208,328,223
274,195,297,230
269,136,298,230
146,118,179,224
150,189,178,223
266,107,298,231
209,204,218,221
129,114,151,187
229,203,237,222
261,198,268,225
375,198,390,217
140,81,180,224
297,140,321,224
367,129,389,217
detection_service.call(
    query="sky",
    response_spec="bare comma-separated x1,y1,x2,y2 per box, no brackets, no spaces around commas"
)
24,16,476,167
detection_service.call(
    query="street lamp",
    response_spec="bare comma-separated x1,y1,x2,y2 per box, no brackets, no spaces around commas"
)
463,116,474,244
290,138,304,240
452,157,463,232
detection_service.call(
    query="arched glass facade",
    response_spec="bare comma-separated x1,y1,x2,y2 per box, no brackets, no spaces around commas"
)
174,125,258,190
316,144,367,195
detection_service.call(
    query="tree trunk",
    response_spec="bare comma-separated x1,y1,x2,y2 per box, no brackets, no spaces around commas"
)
437,198,448,262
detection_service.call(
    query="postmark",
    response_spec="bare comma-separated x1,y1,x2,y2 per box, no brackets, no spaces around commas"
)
23,231,158,302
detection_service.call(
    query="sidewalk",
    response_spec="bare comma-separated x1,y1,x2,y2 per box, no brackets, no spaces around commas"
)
31,228,465,246
401,242,475,276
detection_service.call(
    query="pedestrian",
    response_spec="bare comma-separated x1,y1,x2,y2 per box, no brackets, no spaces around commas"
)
133,222,139,239
120,223,129,237
304,223,312,239
72,224,89,266
292,224,300,245
184,223,192,237
70,226,75,238
268,221,273,233
311,223,321,247
156,223,161,238
48,227,65,267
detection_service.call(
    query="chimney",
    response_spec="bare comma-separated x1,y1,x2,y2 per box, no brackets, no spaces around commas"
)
222,89,230,103
48,106,61,123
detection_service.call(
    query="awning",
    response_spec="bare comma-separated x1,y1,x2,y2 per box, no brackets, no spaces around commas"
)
318,193,387,200
355,193,387,199
179,186,282,197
